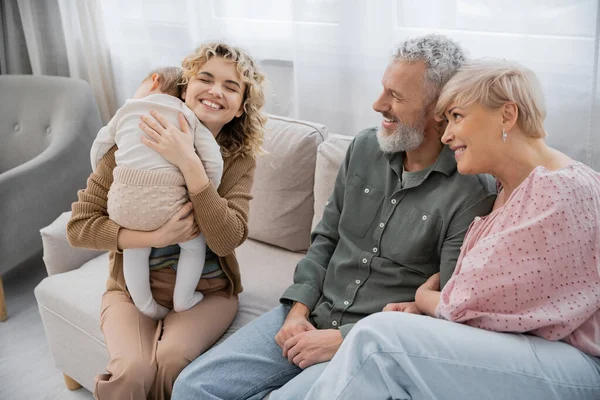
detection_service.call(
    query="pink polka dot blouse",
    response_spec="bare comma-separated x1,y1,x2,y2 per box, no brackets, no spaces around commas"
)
436,163,600,356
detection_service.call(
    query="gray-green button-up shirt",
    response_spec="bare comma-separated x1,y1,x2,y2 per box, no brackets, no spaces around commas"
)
280,128,497,337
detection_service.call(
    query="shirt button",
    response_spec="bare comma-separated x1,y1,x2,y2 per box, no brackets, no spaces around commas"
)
344,301,349,305
372,247,378,253
362,258,368,264
332,321,338,326
422,215,428,221
14,124,20,131
325,201,330,206
379,222,385,228
474,216,481,221
391,199,397,204
355,279,361,284
364,188,370,194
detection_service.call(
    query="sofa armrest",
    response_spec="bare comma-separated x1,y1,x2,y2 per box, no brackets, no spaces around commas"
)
40,211,105,276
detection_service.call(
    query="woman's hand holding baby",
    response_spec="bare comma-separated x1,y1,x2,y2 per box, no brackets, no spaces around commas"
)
116,202,197,251
152,202,200,247
140,111,210,193
140,111,196,170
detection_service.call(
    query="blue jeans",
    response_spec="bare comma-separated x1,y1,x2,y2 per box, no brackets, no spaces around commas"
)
305,312,600,399
172,305,328,400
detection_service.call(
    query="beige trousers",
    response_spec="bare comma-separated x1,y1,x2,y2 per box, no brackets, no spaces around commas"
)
95,267,238,400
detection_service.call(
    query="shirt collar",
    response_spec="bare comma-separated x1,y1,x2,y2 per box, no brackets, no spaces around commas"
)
430,145,457,177
384,145,456,178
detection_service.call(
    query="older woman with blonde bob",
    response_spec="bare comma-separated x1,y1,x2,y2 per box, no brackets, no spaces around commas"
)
68,42,266,399
304,59,600,400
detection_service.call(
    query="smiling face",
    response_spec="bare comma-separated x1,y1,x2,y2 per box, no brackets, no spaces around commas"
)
440,101,505,175
182,56,246,136
372,60,433,153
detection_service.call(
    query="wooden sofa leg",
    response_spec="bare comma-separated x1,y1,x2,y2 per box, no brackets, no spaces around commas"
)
0,275,7,322
64,374,82,390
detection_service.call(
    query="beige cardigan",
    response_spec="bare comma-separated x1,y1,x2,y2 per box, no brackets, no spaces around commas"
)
67,145,256,297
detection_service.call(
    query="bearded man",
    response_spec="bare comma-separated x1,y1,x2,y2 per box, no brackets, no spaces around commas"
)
172,33,497,400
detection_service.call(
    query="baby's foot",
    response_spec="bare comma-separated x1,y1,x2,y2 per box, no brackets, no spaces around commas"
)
173,291,204,313
139,300,170,320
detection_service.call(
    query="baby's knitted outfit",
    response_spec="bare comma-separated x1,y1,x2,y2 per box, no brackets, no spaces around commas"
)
90,94,223,230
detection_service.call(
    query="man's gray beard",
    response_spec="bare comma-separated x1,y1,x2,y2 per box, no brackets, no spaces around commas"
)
377,118,426,154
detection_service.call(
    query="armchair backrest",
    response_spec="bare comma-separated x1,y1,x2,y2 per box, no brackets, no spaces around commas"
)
0,75,100,174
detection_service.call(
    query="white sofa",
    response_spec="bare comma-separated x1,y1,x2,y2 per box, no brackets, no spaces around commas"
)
34,115,353,392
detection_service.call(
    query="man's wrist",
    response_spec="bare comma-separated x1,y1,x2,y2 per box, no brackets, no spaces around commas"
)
290,301,310,318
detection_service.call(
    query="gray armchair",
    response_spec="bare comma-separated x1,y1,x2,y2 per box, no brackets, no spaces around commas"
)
0,75,102,321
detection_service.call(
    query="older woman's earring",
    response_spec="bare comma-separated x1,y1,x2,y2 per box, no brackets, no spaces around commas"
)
502,128,507,143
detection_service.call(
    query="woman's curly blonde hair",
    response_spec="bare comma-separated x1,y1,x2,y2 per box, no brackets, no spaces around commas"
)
181,42,267,158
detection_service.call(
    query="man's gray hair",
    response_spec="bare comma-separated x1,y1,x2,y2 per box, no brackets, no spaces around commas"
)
393,34,466,104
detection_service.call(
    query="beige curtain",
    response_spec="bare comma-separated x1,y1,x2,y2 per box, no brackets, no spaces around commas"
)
1,0,117,123
57,0,117,123
0,0,32,74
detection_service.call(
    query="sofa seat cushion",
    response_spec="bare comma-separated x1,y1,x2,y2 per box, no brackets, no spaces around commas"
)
35,239,304,348
220,239,304,342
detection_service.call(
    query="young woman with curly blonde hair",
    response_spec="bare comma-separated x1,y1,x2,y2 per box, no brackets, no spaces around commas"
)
68,42,267,399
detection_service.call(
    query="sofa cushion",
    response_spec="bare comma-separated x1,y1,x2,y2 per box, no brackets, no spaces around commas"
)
248,115,327,252
219,240,304,342
35,253,110,345
34,239,304,352
312,134,353,231
40,211,105,276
